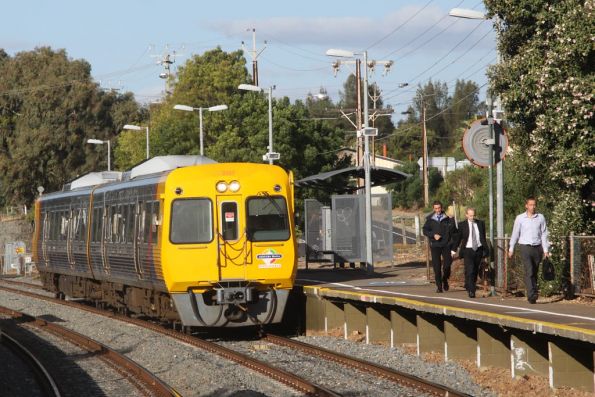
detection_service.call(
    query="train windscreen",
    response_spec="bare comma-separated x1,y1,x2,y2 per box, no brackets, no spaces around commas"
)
246,196,290,241
170,199,213,244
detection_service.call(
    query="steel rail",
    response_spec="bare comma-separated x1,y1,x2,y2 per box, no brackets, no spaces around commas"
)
264,334,472,397
0,305,179,397
0,278,44,290
0,285,340,397
0,328,62,397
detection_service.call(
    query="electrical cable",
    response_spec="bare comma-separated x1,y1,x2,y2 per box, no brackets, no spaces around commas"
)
366,0,435,50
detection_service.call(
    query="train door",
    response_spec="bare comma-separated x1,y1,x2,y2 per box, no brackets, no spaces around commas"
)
216,196,248,279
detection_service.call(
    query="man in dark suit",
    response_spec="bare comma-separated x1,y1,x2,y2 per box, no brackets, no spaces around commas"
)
457,207,489,298
423,200,459,293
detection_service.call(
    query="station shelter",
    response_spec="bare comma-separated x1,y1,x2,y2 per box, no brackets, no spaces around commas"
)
295,165,410,268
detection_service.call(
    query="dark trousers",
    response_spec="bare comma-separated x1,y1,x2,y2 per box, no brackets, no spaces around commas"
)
520,245,543,299
463,248,482,293
430,246,452,287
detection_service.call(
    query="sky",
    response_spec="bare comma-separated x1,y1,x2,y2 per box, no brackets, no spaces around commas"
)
1,0,496,119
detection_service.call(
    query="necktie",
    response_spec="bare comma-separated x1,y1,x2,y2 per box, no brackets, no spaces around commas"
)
471,222,478,251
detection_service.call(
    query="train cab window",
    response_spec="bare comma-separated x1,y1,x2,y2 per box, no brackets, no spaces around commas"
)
246,196,290,241
170,199,212,244
220,202,238,241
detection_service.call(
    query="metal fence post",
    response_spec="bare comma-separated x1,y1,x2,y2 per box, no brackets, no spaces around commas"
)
503,234,508,293
569,232,575,296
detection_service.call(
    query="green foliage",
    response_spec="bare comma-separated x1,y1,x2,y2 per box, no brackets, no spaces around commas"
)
388,80,480,162
484,0,594,292
387,161,443,209
0,47,140,204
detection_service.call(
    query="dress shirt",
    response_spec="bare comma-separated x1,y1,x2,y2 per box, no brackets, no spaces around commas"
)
509,212,549,253
431,212,444,222
465,220,482,249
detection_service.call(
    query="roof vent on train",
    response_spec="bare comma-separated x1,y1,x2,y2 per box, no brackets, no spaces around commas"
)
65,171,123,190
129,155,217,179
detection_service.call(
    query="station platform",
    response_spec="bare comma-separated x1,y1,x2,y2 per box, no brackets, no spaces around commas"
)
297,264,595,343
296,263,595,392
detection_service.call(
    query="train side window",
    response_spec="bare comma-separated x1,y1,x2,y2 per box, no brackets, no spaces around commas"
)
246,196,290,241
91,207,101,242
120,204,128,243
170,199,212,244
105,206,112,243
60,211,69,241
111,205,120,243
143,202,151,243
151,201,160,242
124,203,134,243
138,203,146,243
79,208,88,241
220,201,238,241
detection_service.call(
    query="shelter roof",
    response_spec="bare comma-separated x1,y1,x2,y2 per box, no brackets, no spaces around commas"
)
295,166,410,194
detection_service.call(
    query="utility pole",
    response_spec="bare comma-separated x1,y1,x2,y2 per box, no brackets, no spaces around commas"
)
421,101,429,207
242,28,266,86
355,59,363,186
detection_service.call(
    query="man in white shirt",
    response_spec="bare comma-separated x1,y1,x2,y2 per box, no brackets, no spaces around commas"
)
508,197,550,304
457,208,489,298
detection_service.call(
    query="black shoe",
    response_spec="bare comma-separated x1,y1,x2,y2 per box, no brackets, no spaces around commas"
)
436,288,443,293
468,291,475,298
528,296,537,304
443,280,449,291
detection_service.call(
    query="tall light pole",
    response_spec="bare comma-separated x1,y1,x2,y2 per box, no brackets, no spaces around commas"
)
173,104,228,156
87,138,111,171
123,124,150,159
238,83,278,164
326,48,385,275
450,7,504,292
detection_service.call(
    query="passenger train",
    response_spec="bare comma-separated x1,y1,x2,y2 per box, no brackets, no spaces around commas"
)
33,156,297,327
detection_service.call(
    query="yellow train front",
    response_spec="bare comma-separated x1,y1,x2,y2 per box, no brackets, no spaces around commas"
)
162,163,297,327
33,158,297,328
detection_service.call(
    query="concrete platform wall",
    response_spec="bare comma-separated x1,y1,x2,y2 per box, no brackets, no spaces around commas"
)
304,293,595,393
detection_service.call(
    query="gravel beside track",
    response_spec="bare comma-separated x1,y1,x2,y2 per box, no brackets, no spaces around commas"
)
0,285,299,397
293,336,496,397
1,317,141,396
217,339,429,397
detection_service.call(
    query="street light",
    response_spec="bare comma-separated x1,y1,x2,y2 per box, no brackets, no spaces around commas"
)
87,138,111,171
450,7,505,293
238,83,278,164
173,104,228,156
326,48,375,274
123,124,150,160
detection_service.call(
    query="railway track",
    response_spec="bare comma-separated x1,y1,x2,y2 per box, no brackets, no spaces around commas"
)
0,305,178,397
263,334,470,397
0,327,61,397
0,281,338,397
0,279,471,396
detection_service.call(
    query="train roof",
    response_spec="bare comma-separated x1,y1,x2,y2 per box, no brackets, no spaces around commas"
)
62,155,217,191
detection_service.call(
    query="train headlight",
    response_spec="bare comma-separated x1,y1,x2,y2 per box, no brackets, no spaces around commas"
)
274,184,282,192
216,181,228,193
229,180,240,192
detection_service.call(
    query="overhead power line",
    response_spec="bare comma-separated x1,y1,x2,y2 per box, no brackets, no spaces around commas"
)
366,0,435,50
